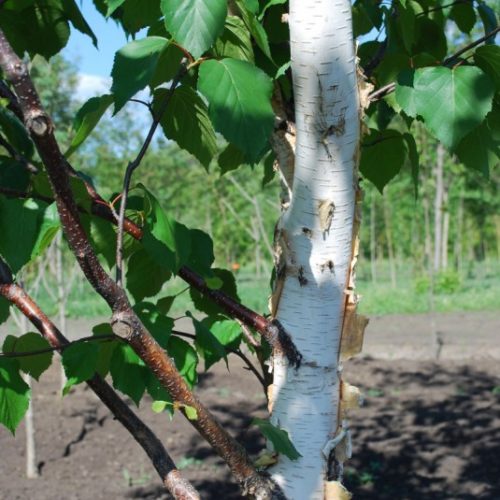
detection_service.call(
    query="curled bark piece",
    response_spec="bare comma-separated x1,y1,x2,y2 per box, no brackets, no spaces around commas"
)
325,481,352,500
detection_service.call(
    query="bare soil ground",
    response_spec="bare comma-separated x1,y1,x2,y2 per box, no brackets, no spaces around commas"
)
1,311,499,499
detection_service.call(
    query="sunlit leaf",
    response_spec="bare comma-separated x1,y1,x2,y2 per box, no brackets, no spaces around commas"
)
111,37,168,113
161,0,227,59
198,58,274,161
153,85,218,170
2,333,53,381
66,94,114,157
253,418,301,460
62,341,99,395
0,358,30,435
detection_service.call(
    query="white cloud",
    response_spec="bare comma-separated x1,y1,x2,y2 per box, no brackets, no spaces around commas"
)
76,73,111,101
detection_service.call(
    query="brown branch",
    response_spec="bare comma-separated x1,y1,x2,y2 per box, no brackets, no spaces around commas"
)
0,81,301,369
0,29,280,498
0,79,24,120
368,26,500,102
0,259,199,500
0,181,301,368
116,60,187,286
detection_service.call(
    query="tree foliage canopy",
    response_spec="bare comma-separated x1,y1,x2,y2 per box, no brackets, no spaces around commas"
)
0,0,498,495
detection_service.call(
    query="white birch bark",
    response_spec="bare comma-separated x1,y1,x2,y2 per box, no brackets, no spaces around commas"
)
269,1,360,498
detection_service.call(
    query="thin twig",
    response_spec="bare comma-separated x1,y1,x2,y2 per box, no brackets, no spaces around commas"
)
416,0,469,16
443,26,500,65
0,334,116,358
115,60,188,286
129,98,153,112
368,26,500,102
0,133,17,157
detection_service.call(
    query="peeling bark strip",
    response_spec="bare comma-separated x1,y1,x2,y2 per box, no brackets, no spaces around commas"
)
0,260,199,500
268,1,361,498
0,30,276,496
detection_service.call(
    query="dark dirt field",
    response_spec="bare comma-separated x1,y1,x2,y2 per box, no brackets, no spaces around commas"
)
1,311,499,500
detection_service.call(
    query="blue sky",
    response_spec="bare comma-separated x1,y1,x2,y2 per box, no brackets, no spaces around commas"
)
64,2,128,78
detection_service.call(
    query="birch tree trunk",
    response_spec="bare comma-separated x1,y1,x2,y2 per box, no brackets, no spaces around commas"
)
268,1,365,497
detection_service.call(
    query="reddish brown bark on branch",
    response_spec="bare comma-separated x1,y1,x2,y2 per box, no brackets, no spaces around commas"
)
0,259,199,500
0,29,279,497
0,60,300,366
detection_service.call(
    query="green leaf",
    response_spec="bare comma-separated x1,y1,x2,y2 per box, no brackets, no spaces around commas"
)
151,400,170,413
89,216,116,269
110,344,147,405
188,313,227,371
235,0,272,59
126,248,171,302
477,1,498,41
92,324,118,377
209,320,242,350
402,133,420,198
0,358,30,435
0,197,44,273
2,333,53,381
62,0,98,47
150,43,185,89
133,302,173,349
0,297,9,327
455,111,499,177
218,143,247,174
413,18,447,61
0,0,71,59
184,405,198,420
198,58,274,161
412,66,495,150
66,95,114,157
260,0,287,19
186,229,215,278
213,16,254,63
0,157,30,192
474,45,500,89
0,107,35,159
450,1,476,33
124,0,163,34
61,341,99,395
31,203,60,259
153,85,218,170
395,69,417,117
398,2,416,52
105,0,126,16
156,296,176,315
252,418,301,460
168,336,198,388
141,187,192,274
146,370,172,404
190,268,240,316
111,37,168,113
360,129,406,193
161,0,227,59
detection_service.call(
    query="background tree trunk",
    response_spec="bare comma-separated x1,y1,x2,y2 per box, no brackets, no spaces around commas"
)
370,192,377,284
433,143,445,273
